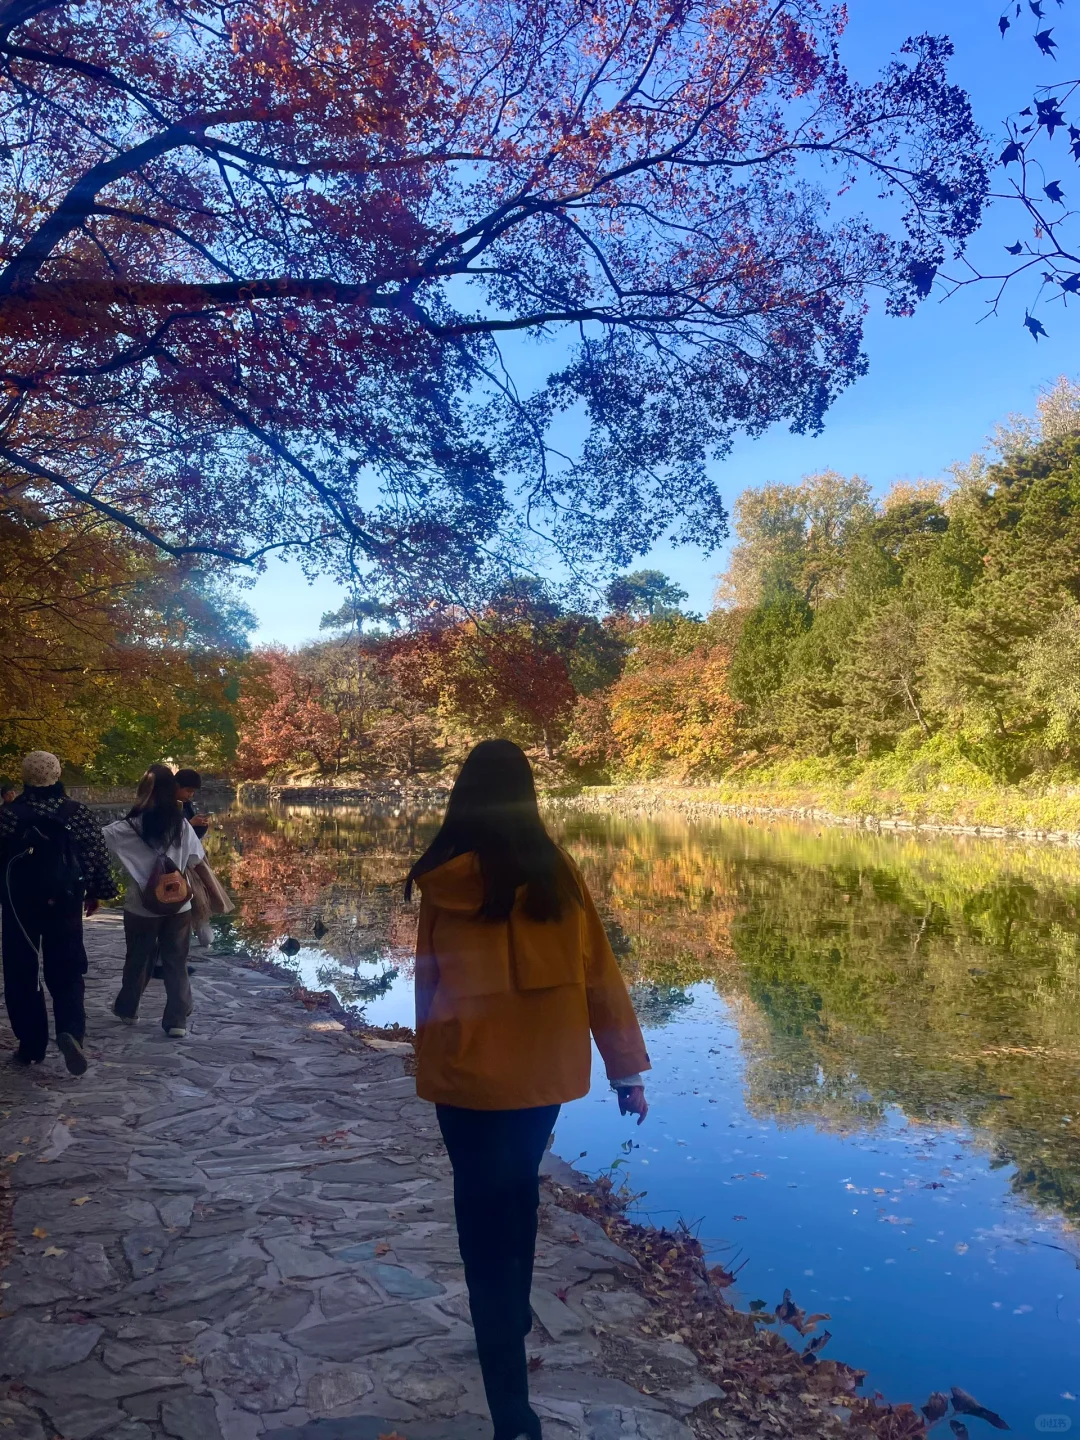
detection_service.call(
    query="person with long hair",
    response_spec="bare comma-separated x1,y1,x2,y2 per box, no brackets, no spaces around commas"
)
103,764,204,1036
407,739,650,1440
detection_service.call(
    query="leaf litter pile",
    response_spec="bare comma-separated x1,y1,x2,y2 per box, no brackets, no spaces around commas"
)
547,1173,1011,1440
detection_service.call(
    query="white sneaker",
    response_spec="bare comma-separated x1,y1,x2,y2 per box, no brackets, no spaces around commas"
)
166,1027,187,1038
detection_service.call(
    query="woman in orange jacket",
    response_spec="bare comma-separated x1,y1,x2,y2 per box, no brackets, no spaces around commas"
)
408,739,650,1440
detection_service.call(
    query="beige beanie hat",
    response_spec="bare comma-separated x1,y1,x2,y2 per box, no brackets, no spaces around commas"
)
21,751,62,787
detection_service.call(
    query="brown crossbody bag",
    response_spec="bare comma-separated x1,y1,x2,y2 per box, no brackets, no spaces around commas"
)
126,820,191,915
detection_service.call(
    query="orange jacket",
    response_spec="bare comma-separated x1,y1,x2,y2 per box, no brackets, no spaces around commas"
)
413,851,650,1110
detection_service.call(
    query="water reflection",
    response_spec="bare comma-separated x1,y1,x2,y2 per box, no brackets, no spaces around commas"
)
208,805,1080,1226
563,816,1080,1226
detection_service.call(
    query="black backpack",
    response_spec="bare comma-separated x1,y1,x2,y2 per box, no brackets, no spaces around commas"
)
1,800,86,917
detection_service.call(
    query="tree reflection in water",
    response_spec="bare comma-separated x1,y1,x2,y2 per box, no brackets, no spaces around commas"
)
209,803,1080,1223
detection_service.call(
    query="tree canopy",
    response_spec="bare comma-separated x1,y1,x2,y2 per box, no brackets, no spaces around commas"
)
0,0,988,603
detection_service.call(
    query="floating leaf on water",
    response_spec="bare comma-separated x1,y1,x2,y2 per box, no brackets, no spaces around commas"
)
280,937,301,956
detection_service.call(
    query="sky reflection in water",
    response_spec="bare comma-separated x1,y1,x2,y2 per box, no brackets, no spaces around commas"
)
206,805,1080,1433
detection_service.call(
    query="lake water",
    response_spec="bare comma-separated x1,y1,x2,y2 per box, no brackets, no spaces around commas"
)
203,804,1080,1433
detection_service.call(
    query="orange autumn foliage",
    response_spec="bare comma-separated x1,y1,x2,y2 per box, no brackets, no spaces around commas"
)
570,618,739,779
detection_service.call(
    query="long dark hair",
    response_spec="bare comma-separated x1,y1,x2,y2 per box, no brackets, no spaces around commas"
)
128,763,183,849
405,739,580,922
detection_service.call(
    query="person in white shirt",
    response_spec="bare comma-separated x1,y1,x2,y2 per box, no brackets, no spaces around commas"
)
103,765,204,1037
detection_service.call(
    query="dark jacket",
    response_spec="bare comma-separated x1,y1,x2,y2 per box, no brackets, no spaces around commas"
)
0,786,118,903
182,798,209,840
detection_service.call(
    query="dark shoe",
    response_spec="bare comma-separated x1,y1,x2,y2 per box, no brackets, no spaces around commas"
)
112,1002,136,1026
493,1408,541,1440
10,1048,43,1066
57,1032,88,1077
187,964,196,976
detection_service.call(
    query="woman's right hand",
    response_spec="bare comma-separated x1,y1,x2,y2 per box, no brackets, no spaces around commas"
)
617,1085,649,1125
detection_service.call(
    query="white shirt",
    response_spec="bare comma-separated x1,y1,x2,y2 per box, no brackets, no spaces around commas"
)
103,816,205,917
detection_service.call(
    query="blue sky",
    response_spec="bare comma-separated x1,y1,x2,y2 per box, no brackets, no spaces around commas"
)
247,1,1080,644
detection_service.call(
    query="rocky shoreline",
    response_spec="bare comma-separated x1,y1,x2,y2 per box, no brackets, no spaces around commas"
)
548,784,1080,847
0,917,924,1440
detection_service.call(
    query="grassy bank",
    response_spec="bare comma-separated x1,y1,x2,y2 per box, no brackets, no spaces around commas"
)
555,758,1080,842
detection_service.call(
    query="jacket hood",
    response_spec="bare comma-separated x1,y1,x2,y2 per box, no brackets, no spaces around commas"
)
414,852,485,912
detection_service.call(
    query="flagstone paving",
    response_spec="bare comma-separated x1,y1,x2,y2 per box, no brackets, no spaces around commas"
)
0,912,715,1439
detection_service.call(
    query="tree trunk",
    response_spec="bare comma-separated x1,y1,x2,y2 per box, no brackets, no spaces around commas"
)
900,674,929,738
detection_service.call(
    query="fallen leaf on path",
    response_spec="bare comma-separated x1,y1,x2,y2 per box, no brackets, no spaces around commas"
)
2,1153,22,1165
951,1387,1009,1430
374,1242,391,1257
31,1226,47,1239
71,1196,91,1206
42,1245,66,1258
181,1353,198,1366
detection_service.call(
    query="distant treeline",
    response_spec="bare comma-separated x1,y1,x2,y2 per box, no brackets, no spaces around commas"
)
235,381,1080,793
8,382,1080,793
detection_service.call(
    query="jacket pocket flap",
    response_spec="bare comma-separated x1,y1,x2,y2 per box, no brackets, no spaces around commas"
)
510,909,585,990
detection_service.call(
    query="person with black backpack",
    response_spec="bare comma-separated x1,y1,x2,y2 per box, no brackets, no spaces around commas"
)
0,751,118,1074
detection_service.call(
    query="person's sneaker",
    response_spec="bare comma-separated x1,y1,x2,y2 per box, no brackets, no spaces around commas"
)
111,1004,136,1026
57,1032,88,1077
166,1027,187,1038
10,1048,41,1066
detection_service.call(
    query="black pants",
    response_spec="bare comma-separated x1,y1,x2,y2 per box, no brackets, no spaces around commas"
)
437,1103,560,1439
0,901,87,1061
115,911,192,1031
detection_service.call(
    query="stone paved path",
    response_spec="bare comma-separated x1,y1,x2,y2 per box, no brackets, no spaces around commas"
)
0,913,717,1440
